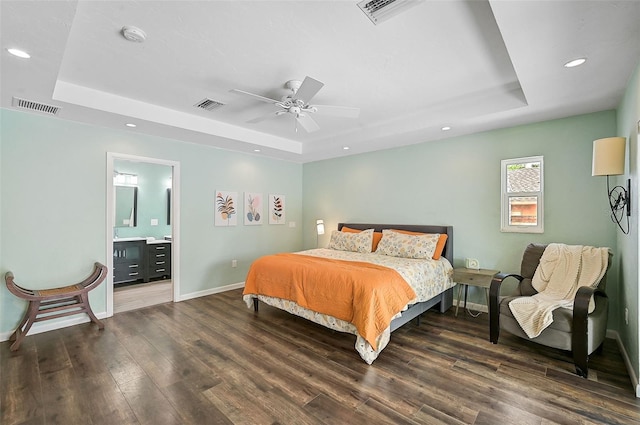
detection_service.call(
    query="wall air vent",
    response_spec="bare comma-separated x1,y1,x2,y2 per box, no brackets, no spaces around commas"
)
357,0,421,25
12,97,61,115
194,98,225,111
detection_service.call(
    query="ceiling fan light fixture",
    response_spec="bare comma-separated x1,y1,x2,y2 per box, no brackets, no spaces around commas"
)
231,76,358,133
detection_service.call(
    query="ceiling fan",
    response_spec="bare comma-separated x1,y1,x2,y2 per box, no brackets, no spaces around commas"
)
230,76,360,133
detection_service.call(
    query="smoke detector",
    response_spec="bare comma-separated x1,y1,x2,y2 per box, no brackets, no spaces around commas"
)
121,26,146,42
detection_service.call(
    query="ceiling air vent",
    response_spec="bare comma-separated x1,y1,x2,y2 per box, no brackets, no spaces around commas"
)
194,98,225,111
12,97,61,115
357,0,421,25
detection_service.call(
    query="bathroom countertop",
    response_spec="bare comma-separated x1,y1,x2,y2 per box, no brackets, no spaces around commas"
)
113,237,171,244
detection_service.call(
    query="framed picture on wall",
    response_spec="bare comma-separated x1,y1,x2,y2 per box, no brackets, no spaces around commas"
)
268,194,285,225
244,192,263,225
215,190,238,226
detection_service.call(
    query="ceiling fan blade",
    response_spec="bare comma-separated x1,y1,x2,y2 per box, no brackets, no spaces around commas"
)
296,113,320,133
294,77,324,104
312,105,360,119
230,89,280,104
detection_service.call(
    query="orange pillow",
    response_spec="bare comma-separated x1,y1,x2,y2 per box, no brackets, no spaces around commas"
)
389,229,448,260
341,226,383,252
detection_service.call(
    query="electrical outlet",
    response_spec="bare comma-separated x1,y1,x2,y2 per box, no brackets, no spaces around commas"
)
231,259,237,268
625,307,629,325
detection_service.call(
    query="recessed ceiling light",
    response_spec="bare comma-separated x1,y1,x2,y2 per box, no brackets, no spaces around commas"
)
564,58,587,68
7,48,30,59
441,126,451,131
343,146,350,150
125,123,137,128
253,149,261,152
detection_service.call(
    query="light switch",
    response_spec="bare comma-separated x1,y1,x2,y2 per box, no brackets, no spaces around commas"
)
151,218,159,226
289,221,296,228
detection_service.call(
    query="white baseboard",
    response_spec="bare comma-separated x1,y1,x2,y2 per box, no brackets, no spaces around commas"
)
1,311,108,343
1,282,247,343
460,301,488,313
4,289,638,398
607,329,640,398
176,281,245,301
461,305,639,398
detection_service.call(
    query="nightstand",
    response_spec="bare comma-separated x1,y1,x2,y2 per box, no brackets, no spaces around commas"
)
453,267,500,317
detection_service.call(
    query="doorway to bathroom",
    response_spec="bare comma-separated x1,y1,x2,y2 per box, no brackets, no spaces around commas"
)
106,153,180,316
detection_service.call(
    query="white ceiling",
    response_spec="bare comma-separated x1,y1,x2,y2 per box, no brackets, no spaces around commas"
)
2,1,639,163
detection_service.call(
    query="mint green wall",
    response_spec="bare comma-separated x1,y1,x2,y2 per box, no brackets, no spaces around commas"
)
303,110,619,324
113,160,172,240
0,117,3,334
1,102,632,376
0,108,303,335
616,60,639,389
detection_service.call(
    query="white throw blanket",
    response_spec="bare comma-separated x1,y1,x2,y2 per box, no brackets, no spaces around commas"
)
509,243,609,339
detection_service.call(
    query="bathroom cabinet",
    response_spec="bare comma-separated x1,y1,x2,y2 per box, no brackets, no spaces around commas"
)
146,242,172,282
113,239,171,285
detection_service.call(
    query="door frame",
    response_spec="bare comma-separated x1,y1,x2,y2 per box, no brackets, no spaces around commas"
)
106,152,181,317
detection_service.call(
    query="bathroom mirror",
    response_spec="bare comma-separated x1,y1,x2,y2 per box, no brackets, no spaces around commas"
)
115,186,138,227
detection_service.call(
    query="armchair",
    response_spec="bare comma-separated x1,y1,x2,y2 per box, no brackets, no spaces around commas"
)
489,243,611,378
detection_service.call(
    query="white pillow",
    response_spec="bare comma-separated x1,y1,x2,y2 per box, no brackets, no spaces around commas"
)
375,229,440,259
328,229,374,253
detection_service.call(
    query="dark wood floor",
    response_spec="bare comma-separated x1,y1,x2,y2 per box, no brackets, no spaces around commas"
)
2,288,639,425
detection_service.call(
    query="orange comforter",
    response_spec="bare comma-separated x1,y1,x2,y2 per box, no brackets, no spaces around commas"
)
243,253,417,350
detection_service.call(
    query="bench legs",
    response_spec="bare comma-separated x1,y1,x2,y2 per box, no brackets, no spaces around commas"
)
9,294,104,351
5,262,108,351
9,300,40,350
80,292,105,330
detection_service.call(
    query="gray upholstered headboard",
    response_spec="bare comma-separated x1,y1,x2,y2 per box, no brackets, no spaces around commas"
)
337,223,454,264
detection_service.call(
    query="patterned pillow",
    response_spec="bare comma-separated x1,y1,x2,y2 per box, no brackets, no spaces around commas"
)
328,229,374,253
375,229,440,259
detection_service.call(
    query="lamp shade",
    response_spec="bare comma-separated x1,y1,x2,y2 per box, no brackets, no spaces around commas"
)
316,219,325,235
592,137,626,176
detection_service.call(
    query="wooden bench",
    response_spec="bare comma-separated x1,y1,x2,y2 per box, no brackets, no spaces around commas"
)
5,262,108,351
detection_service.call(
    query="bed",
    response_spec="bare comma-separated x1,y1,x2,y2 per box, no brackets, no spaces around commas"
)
242,223,455,363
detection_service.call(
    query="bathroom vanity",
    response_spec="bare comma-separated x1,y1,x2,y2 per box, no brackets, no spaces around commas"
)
113,238,172,285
